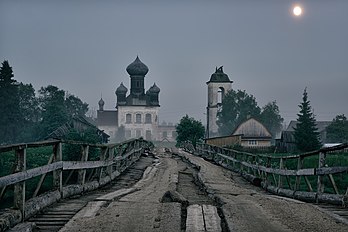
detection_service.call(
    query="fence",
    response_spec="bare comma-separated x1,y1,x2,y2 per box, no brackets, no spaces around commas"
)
0,138,153,231
182,141,348,206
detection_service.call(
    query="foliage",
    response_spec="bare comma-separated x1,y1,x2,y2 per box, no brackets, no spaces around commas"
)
326,114,348,143
217,89,261,135
176,115,205,147
217,89,283,138
294,88,321,152
63,128,102,161
0,60,22,144
65,94,88,118
259,101,284,139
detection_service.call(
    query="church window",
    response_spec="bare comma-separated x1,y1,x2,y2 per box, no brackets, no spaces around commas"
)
146,130,151,140
125,130,131,138
145,114,152,123
136,130,141,137
136,114,142,123
126,114,132,124
163,131,168,138
217,87,225,105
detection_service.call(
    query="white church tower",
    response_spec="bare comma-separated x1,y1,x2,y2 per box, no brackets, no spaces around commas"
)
206,66,232,138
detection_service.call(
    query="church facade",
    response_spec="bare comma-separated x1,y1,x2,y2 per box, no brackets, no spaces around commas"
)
97,56,176,142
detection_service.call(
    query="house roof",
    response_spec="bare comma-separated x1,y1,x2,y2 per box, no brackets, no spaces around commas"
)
97,110,118,126
232,118,272,138
286,120,332,132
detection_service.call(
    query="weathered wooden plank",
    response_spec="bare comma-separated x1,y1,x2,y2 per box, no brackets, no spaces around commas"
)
0,162,63,188
328,174,339,195
14,148,26,220
53,143,63,195
186,204,205,232
202,205,221,232
63,160,114,170
78,145,89,185
316,166,348,175
317,152,326,195
33,153,54,198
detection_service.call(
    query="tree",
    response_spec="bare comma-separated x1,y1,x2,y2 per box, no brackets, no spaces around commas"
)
38,85,69,138
259,101,284,139
217,89,261,136
0,60,21,144
65,94,88,118
176,115,205,147
294,88,321,152
18,83,40,141
326,114,348,143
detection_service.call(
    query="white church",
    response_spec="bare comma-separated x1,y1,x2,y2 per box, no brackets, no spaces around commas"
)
97,56,176,142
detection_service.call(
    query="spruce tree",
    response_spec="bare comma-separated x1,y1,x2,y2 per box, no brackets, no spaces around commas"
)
294,88,321,152
0,60,21,144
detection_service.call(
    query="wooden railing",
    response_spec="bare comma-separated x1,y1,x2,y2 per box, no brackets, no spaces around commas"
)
0,138,153,231
182,141,348,206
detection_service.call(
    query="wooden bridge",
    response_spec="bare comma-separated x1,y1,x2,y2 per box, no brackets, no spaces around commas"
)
0,139,348,231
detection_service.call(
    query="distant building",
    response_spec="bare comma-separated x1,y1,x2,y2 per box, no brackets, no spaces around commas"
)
97,56,176,142
232,118,272,148
206,66,233,138
276,120,332,152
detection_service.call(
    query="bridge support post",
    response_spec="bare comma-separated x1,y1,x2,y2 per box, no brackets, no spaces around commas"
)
317,152,326,203
14,146,26,221
53,142,63,196
78,145,89,185
295,156,304,191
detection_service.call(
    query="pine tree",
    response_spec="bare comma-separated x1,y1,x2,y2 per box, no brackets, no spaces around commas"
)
294,88,321,152
0,60,21,144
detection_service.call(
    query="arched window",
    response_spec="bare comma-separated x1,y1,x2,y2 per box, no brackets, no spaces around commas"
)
217,87,225,104
145,114,152,124
136,114,142,123
126,114,132,124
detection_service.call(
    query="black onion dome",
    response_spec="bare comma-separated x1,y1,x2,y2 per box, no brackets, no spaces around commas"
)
116,82,128,94
98,98,105,106
149,83,160,93
126,56,149,76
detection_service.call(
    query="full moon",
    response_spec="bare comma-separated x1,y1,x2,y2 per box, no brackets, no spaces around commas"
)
293,6,302,16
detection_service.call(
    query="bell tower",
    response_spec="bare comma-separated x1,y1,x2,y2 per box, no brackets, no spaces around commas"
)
206,66,232,138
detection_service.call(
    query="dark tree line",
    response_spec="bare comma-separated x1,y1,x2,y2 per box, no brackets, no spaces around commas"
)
0,60,89,145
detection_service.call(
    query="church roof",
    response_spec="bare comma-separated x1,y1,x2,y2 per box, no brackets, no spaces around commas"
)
98,98,104,106
126,56,149,76
97,110,118,126
207,66,232,84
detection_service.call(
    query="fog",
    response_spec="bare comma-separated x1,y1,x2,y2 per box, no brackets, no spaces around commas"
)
1,0,347,126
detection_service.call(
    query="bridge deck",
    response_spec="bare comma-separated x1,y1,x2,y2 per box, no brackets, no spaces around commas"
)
10,148,348,232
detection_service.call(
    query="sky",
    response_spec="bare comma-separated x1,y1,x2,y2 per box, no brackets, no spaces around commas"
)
1,0,347,127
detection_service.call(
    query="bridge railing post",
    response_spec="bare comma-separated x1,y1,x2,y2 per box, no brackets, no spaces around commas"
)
317,151,326,201
53,142,63,196
78,145,89,185
14,146,26,221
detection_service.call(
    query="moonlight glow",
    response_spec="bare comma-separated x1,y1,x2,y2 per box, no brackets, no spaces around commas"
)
293,6,302,16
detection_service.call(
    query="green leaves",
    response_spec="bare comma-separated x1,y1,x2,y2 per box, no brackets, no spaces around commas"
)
175,115,205,147
326,114,348,143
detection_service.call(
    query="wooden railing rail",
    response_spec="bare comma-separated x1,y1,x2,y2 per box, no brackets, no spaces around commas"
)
0,138,153,231
181,141,348,206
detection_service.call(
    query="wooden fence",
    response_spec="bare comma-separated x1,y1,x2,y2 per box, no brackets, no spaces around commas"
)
0,138,153,231
182,141,348,206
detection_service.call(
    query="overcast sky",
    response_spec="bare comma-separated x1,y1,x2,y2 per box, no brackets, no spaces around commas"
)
1,0,347,126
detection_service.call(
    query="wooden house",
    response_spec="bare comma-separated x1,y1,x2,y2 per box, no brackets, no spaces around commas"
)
232,118,272,148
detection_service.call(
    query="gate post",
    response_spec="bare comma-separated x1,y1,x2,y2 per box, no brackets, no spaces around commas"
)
53,142,63,196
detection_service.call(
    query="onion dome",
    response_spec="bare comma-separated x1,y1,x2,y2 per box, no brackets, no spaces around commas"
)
149,83,160,93
98,98,105,107
115,82,128,94
126,56,149,76
208,66,232,83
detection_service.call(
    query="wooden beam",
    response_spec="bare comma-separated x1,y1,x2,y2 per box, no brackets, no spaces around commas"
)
78,145,89,185
53,143,63,195
14,147,26,220
328,174,339,195
317,152,326,196
33,153,54,198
